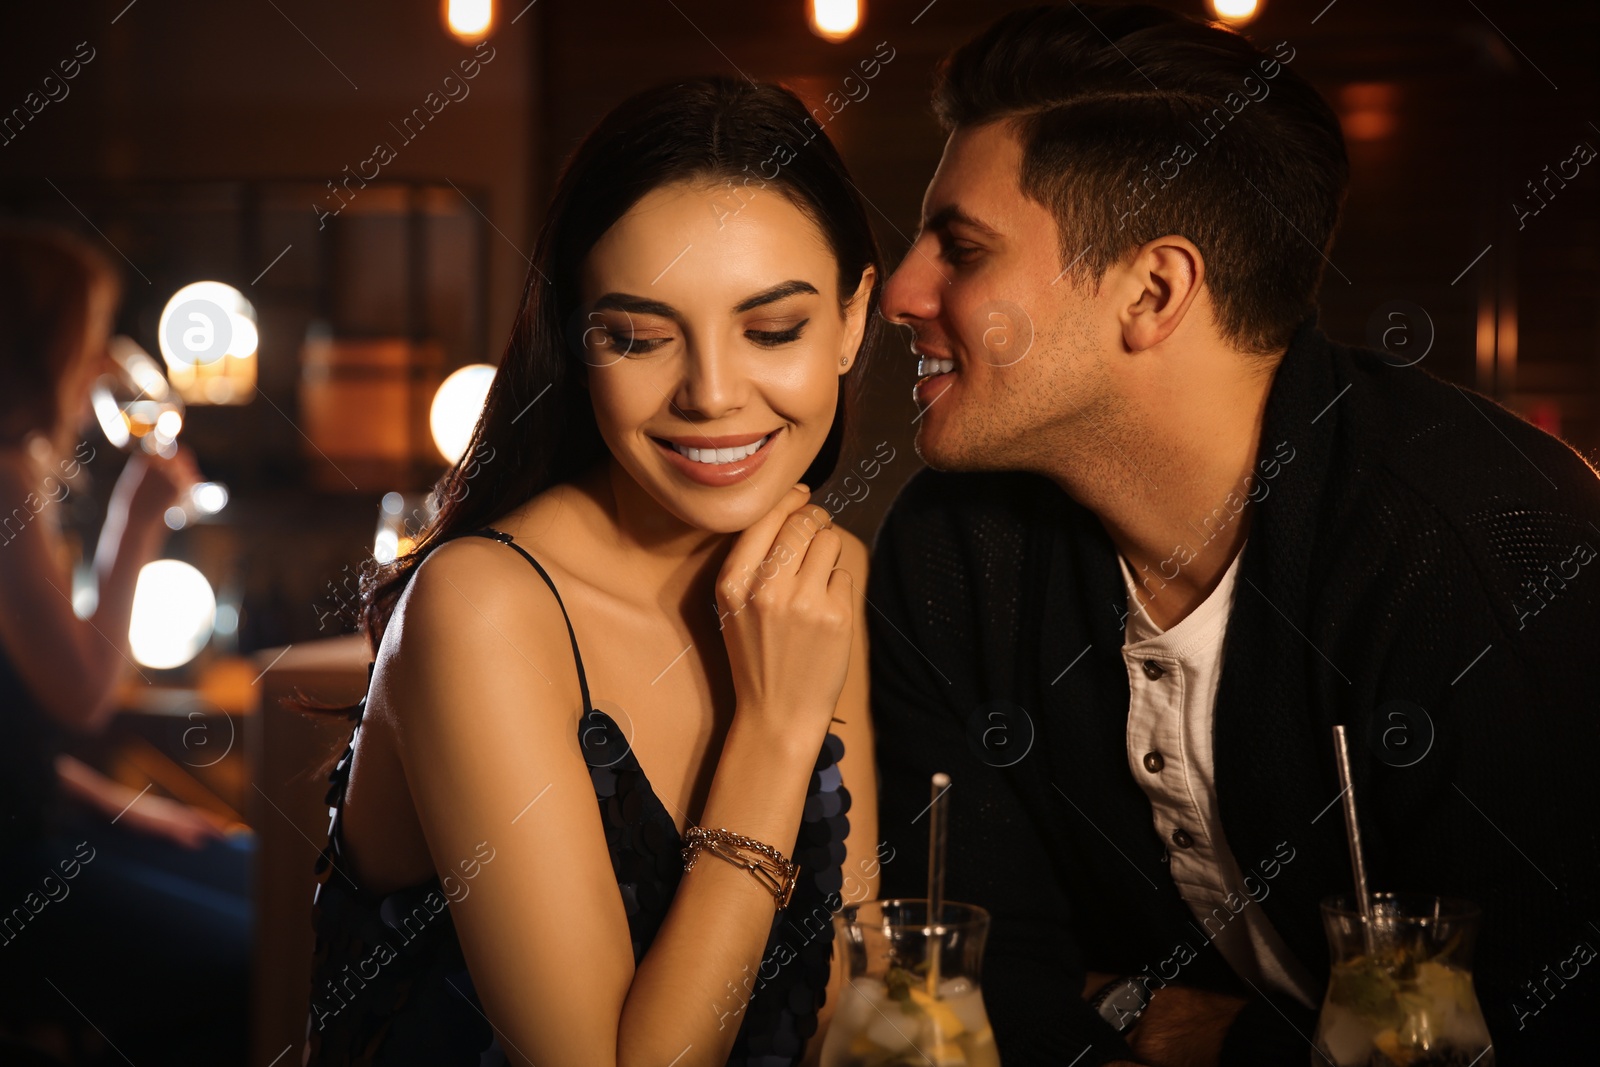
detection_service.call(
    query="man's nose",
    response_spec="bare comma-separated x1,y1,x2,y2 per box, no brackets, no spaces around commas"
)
880,244,942,327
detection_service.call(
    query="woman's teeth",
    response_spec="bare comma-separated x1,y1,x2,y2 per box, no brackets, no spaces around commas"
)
670,435,768,464
918,356,955,376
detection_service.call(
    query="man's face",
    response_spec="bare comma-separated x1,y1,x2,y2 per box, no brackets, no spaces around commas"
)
881,121,1121,473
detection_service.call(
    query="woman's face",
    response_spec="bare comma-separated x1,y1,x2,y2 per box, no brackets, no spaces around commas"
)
578,179,871,534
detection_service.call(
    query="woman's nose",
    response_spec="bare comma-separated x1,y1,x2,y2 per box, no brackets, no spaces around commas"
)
673,340,740,420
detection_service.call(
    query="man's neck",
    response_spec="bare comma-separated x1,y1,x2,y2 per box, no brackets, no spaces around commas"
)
1046,345,1280,631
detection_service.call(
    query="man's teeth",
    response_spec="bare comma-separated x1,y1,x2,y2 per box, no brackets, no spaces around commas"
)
670,435,769,464
917,356,956,377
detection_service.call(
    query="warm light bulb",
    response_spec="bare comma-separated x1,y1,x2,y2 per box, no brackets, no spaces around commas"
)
158,281,256,369
444,0,494,43
809,0,862,42
226,314,259,359
429,363,496,465
1209,0,1261,22
129,560,216,669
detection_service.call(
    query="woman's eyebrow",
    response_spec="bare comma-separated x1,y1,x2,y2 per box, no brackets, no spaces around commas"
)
590,292,678,317
732,280,818,314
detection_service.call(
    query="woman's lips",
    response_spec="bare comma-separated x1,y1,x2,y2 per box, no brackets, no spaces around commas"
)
652,428,780,487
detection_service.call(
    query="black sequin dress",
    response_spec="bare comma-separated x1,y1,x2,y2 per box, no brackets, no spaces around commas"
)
303,528,852,1066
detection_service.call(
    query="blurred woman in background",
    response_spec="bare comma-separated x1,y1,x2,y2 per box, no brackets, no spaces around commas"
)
0,222,252,1066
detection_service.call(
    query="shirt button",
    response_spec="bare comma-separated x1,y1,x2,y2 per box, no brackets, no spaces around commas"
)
1143,751,1164,773
1142,659,1165,680
1171,828,1194,849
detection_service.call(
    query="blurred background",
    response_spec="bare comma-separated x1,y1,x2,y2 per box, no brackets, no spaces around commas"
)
0,0,1595,1062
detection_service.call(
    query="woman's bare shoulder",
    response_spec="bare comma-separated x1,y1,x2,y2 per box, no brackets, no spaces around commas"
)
397,534,547,624
372,534,585,734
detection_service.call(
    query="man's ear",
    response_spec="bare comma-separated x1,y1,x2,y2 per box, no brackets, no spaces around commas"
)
1118,237,1203,352
838,265,877,373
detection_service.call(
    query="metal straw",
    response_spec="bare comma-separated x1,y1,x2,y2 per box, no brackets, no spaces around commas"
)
1332,725,1376,952
928,773,950,925
926,772,951,996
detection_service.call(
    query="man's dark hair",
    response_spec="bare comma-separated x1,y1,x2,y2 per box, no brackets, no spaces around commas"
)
934,4,1349,354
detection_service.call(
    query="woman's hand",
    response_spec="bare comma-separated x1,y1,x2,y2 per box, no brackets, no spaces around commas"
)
58,757,227,849
110,444,202,534
117,792,228,850
715,485,853,745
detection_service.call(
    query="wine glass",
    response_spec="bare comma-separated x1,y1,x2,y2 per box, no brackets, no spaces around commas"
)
92,336,228,527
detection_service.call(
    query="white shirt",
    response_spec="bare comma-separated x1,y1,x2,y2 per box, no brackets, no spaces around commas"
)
1118,542,1320,1008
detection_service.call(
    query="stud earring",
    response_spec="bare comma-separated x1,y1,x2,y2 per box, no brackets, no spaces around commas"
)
840,357,850,366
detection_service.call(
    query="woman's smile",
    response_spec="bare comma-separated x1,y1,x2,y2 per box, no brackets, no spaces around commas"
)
649,427,782,487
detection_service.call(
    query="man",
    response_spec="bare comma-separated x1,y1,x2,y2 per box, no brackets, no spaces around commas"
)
868,5,1600,1065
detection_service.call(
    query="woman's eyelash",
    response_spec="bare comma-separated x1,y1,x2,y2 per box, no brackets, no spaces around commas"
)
607,332,669,354
747,319,809,346
599,320,808,353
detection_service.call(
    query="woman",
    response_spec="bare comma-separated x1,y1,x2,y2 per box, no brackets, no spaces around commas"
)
305,77,884,1066
0,222,251,1065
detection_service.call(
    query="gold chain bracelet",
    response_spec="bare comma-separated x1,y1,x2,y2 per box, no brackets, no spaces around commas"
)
681,826,799,910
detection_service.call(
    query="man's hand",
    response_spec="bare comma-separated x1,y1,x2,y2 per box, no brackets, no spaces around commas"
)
1126,985,1246,1067
1082,971,1247,1067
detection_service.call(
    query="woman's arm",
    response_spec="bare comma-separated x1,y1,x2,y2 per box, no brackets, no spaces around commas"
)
0,447,193,733
56,752,137,817
55,753,224,848
387,492,853,1067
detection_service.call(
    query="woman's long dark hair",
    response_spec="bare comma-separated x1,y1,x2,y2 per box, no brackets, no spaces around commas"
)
363,77,884,651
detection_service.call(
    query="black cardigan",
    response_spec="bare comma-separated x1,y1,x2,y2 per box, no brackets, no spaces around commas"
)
868,320,1600,1065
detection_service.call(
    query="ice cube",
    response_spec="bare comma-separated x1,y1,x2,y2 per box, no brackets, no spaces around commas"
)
1315,1003,1377,1067
942,987,990,1035
832,978,882,1036
865,1005,917,1052
937,977,974,998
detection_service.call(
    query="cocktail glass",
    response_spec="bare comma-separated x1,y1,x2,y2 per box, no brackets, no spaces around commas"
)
822,899,999,1067
1312,893,1493,1067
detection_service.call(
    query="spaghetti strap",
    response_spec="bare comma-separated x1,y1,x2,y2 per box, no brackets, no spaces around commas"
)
466,526,593,712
